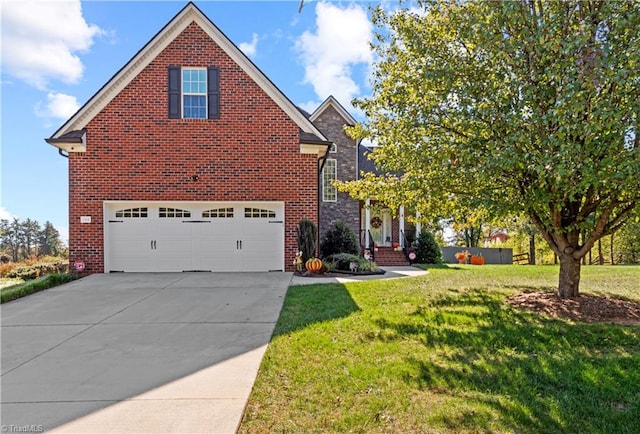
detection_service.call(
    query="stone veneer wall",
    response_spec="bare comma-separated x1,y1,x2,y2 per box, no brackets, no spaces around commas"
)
313,105,361,243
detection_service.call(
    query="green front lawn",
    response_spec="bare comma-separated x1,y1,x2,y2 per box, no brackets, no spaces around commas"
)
240,265,640,433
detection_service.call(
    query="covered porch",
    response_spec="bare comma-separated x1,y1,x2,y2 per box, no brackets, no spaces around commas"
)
359,199,423,265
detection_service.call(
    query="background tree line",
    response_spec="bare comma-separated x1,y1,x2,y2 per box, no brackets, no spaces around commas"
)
447,212,640,265
0,218,66,262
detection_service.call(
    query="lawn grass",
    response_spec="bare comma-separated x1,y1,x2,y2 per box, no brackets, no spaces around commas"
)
1,273,77,303
0,277,24,289
240,265,640,433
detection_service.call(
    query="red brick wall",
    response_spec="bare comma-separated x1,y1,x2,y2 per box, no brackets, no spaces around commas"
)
68,22,318,273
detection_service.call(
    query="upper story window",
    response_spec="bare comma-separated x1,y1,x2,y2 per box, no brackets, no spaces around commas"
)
322,159,337,202
182,69,207,118
329,143,337,153
168,66,219,120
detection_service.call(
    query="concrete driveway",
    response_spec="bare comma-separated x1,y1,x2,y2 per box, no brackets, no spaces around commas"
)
1,272,291,433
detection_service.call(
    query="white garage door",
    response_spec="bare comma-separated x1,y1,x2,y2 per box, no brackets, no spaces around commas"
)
105,202,284,272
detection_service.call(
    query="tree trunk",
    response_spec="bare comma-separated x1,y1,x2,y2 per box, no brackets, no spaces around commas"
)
598,239,604,265
529,234,536,265
610,233,615,265
558,253,581,298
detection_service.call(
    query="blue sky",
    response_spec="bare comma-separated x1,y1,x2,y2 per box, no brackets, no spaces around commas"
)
1,0,381,243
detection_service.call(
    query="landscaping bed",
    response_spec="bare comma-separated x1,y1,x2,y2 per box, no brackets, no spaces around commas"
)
294,269,386,278
507,290,640,325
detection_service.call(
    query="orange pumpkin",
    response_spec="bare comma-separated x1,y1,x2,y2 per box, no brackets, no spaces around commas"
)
305,258,323,272
470,255,485,265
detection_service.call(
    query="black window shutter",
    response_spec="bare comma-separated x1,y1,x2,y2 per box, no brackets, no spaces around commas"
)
168,66,181,119
207,67,220,119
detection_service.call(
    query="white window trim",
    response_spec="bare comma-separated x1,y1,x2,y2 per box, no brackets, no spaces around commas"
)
322,158,337,202
329,143,337,153
182,67,207,119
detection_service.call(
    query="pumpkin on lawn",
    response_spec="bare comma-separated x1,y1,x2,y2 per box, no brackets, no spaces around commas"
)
470,254,485,265
305,258,323,273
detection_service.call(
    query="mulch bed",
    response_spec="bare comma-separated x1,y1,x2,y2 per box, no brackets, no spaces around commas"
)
294,271,346,278
294,269,385,278
506,291,640,325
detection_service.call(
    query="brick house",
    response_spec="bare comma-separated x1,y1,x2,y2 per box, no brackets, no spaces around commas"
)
46,2,331,273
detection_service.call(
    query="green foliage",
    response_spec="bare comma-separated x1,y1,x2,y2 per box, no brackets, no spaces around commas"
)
6,262,68,280
1,273,77,303
615,218,640,264
323,253,382,273
296,219,317,263
339,1,640,296
1,217,65,261
40,221,63,256
320,220,360,258
414,230,442,264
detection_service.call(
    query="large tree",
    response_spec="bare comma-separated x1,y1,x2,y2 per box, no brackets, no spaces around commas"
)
22,218,42,259
0,219,21,262
341,0,640,297
39,221,63,257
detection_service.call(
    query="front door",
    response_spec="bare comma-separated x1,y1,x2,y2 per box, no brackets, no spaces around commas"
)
365,209,392,247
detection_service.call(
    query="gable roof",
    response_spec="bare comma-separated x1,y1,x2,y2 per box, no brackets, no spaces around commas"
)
46,2,329,156
309,95,357,126
358,143,381,175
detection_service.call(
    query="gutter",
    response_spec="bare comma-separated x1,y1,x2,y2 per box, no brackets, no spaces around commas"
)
317,142,331,257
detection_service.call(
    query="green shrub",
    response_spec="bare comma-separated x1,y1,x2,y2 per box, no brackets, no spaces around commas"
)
1,273,77,303
6,263,68,280
414,230,443,264
297,219,318,263
320,221,360,258
324,253,381,273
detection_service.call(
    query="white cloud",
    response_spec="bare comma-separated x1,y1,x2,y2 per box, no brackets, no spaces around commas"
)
0,206,16,220
1,0,103,89
295,2,373,111
297,99,322,115
239,33,259,58
35,92,80,120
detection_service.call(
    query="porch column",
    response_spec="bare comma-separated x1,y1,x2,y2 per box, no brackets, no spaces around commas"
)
365,198,371,248
415,211,421,237
399,205,405,247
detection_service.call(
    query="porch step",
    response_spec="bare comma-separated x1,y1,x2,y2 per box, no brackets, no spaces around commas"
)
372,247,411,266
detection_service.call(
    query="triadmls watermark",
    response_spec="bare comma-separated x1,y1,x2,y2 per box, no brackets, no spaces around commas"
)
1,425,44,433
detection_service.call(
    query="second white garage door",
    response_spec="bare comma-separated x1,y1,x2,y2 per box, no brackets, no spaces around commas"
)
105,202,284,272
